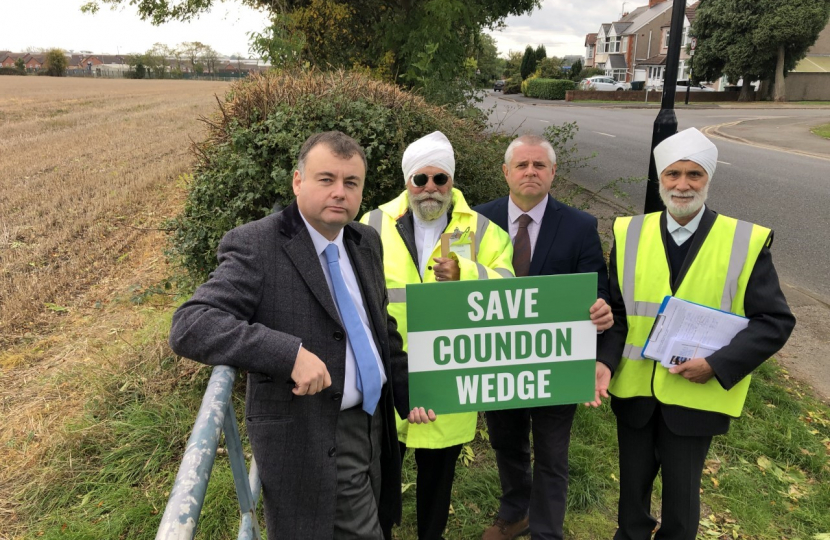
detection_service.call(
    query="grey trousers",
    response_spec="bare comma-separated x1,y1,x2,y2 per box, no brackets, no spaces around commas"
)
333,406,384,540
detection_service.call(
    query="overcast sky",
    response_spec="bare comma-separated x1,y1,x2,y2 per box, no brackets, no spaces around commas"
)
2,0,633,58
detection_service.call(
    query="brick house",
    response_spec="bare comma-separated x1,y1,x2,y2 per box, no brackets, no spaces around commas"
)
591,0,697,87
584,34,597,68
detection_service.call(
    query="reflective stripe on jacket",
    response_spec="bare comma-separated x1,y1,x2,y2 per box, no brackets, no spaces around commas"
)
608,211,771,417
360,189,514,448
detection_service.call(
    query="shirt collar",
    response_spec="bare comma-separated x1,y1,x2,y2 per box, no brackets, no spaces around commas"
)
299,209,346,257
666,204,706,235
508,195,548,225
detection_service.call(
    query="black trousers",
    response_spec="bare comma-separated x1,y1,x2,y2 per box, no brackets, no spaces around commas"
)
614,406,712,540
486,404,577,540
399,442,463,540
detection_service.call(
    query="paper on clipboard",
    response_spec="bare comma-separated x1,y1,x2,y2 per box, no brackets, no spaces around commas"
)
642,296,748,366
440,227,476,262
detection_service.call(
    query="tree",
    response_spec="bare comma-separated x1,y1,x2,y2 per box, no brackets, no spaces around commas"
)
693,0,830,101
503,50,523,78
520,45,536,80
81,0,542,107
43,49,68,77
201,45,219,74
14,58,25,74
535,56,563,78
126,55,147,78
145,43,172,78
570,59,583,81
534,44,546,61
472,32,503,84
179,41,208,73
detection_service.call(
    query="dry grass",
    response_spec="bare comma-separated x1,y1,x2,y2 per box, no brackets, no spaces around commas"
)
0,77,228,532
0,77,229,344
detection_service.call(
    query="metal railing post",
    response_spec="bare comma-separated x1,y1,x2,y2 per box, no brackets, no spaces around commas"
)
155,366,237,540
223,403,262,540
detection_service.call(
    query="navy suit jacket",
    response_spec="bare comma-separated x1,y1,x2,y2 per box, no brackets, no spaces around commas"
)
474,194,610,301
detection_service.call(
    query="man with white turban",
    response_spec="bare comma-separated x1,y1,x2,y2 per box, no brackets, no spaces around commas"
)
361,131,514,540
597,128,795,540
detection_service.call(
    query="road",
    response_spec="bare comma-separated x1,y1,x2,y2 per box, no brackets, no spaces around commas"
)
481,93,830,303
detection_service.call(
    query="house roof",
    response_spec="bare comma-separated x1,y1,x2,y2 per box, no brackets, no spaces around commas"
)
608,54,627,69
624,1,673,35
686,1,700,26
612,22,632,35
640,54,667,66
792,56,830,73
585,33,597,46
620,6,648,22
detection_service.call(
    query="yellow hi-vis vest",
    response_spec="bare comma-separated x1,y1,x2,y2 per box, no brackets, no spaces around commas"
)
360,189,514,448
608,211,771,418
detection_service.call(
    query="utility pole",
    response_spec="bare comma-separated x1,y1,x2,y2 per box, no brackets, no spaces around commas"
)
644,0,688,213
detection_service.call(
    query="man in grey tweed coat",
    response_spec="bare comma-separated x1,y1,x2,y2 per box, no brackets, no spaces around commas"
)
170,131,428,539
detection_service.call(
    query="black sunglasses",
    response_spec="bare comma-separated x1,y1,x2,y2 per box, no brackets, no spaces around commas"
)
412,173,450,187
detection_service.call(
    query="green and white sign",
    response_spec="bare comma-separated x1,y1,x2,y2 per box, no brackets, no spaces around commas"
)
406,273,597,414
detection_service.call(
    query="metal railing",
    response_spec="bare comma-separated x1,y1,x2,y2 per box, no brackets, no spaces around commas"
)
155,365,263,540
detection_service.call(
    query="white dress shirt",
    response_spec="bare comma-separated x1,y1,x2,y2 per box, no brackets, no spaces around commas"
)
507,195,548,258
299,212,387,410
666,205,706,246
413,211,448,278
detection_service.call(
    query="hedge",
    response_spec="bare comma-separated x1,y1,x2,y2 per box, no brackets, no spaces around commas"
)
503,76,522,94
168,69,513,281
524,78,576,100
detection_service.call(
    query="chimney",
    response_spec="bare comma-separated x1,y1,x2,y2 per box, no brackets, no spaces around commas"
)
649,0,667,7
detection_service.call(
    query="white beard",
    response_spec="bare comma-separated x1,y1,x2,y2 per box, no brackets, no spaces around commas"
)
659,182,709,219
409,191,452,222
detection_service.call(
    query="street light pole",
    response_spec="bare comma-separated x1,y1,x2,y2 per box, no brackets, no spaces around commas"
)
644,0,688,213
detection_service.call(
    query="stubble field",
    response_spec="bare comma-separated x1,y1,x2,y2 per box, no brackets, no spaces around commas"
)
0,77,230,534
0,76,231,342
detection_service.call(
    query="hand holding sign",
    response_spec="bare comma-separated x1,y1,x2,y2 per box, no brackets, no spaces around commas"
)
408,407,437,424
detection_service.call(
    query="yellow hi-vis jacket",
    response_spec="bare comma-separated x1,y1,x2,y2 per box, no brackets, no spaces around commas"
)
360,189,514,448
608,211,771,418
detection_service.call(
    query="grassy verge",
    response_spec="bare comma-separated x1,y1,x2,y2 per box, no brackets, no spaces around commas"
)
14,291,830,540
810,123,830,139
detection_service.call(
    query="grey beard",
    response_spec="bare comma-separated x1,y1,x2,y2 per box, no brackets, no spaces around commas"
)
409,192,451,222
659,183,708,218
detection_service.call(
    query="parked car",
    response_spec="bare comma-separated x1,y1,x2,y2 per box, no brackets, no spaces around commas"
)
493,79,505,92
579,76,631,91
675,79,714,92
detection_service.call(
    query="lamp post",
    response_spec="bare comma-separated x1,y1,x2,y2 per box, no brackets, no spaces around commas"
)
643,0,688,213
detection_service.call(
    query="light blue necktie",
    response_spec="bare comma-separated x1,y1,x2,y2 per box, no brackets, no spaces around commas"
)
323,243,382,415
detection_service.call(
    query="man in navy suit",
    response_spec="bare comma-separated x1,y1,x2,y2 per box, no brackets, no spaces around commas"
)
474,134,613,540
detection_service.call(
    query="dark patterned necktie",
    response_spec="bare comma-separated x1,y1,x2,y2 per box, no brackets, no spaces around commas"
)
513,214,532,277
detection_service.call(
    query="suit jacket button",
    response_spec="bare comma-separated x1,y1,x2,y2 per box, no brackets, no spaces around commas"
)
333,331,344,341
328,446,336,457
332,392,343,401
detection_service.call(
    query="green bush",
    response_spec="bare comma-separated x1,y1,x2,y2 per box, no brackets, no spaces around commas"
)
503,76,522,94
0,67,23,76
168,69,512,281
524,78,576,100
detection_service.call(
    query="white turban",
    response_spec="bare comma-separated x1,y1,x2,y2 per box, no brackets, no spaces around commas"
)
401,131,455,184
653,127,718,180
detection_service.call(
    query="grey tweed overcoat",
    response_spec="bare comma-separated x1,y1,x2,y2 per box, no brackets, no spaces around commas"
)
169,200,409,538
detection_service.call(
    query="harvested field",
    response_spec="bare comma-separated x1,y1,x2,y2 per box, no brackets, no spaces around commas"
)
0,77,229,532
0,77,230,344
